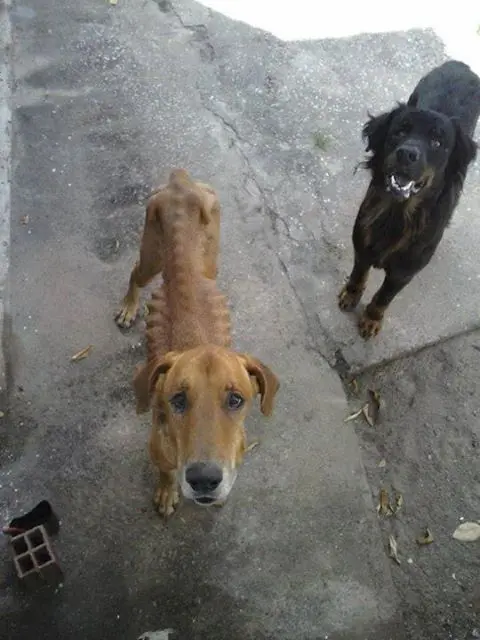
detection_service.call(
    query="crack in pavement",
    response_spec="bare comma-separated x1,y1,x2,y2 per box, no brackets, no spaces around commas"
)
153,0,343,371
204,103,342,370
153,0,476,381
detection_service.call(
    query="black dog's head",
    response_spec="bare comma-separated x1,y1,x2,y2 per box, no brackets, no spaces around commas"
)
362,104,477,201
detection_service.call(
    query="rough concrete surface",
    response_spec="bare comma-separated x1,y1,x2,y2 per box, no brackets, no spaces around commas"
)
352,334,480,639
0,0,478,639
0,0,12,397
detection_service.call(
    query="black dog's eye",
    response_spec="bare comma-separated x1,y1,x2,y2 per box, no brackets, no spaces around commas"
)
169,391,187,413
395,124,411,137
430,138,441,149
226,391,245,411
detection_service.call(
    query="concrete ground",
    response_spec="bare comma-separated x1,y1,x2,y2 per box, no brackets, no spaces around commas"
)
0,0,478,639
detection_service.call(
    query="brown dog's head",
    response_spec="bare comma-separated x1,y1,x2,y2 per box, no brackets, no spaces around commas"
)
146,344,279,506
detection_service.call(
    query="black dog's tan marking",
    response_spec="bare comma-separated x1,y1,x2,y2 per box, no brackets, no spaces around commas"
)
339,60,480,339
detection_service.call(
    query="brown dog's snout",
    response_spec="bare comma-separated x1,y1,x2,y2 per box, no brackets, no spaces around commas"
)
185,462,223,495
396,144,421,166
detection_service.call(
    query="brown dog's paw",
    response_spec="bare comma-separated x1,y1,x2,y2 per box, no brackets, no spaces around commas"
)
358,313,383,340
338,284,363,311
115,302,138,329
154,485,179,519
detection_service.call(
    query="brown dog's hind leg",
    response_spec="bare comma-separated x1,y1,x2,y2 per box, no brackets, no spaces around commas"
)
338,253,371,311
154,470,179,519
359,272,412,339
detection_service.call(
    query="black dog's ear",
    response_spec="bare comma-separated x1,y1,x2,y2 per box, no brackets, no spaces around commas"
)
448,120,478,185
362,103,407,153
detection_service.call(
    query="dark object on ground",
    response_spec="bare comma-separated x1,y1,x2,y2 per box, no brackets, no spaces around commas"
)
339,60,480,339
10,525,63,588
4,500,60,537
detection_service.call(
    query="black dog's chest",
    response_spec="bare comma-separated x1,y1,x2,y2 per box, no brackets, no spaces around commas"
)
357,200,424,269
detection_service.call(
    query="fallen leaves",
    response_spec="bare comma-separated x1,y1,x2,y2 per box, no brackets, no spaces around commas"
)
344,388,381,427
388,535,401,564
364,389,381,425
377,488,403,517
245,440,259,454
349,378,359,396
137,630,174,640
377,488,391,516
394,492,403,513
416,528,434,545
344,407,363,423
452,522,480,542
71,345,93,362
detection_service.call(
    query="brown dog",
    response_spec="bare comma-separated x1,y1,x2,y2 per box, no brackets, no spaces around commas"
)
115,169,220,328
119,169,280,517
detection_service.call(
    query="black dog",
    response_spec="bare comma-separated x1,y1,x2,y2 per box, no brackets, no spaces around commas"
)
339,60,480,339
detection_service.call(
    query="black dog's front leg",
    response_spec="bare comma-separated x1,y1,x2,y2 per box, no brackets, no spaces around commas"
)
338,252,371,311
358,271,413,339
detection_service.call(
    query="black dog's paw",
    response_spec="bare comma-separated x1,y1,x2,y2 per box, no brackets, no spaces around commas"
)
338,284,363,311
358,313,383,339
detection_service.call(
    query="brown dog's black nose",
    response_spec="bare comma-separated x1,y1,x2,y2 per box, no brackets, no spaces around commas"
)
396,144,420,165
186,462,223,493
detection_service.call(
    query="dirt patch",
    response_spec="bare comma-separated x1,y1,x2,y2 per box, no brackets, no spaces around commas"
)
347,332,480,639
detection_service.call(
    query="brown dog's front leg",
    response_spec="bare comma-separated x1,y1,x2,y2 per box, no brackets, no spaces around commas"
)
338,253,371,311
115,262,143,329
359,272,412,339
154,470,179,519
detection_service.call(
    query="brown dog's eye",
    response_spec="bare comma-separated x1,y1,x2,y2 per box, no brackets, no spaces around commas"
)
227,391,245,411
170,391,187,413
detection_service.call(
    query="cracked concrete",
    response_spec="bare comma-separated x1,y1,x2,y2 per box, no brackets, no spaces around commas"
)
0,0,479,638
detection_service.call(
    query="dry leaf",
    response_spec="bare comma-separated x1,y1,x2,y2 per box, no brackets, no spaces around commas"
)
365,388,381,425
344,406,365,423
377,488,392,516
378,459,386,468
393,492,403,514
362,404,374,427
388,535,401,564
452,522,480,542
349,379,359,395
137,630,174,640
20,215,29,225
71,345,93,362
142,302,150,317
416,528,434,545
245,440,259,454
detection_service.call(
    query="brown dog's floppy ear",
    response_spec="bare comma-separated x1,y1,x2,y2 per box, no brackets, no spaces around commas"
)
133,351,179,414
148,351,179,398
241,355,280,417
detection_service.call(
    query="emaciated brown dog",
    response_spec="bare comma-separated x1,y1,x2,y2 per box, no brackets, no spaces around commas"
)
116,169,279,517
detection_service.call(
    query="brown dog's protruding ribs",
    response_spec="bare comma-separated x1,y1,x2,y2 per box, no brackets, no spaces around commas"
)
145,279,232,357
145,289,171,360
145,209,231,356
199,280,232,348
